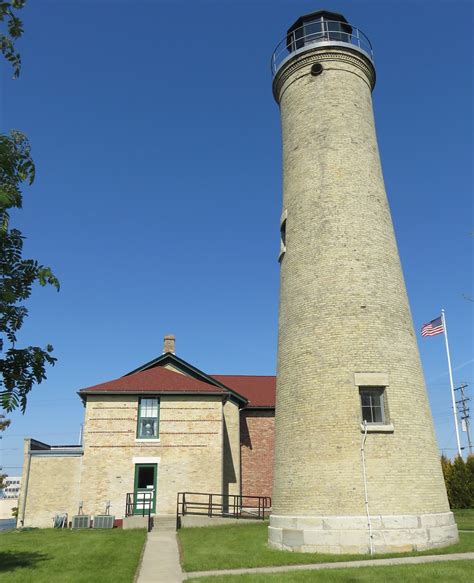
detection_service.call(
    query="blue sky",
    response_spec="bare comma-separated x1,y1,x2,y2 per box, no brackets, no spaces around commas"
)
0,0,472,475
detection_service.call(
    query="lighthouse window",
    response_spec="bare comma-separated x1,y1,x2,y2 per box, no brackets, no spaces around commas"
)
280,219,286,247
279,218,287,262
137,398,160,439
359,388,385,424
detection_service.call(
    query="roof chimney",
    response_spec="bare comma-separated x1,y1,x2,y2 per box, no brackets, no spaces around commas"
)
163,334,175,354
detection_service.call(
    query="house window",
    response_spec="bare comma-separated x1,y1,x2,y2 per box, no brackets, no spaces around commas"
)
359,388,385,424
137,398,160,439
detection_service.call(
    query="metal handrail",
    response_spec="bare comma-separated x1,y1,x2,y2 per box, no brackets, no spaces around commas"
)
176,491,272,530
125,492,153,532
271,19,374,76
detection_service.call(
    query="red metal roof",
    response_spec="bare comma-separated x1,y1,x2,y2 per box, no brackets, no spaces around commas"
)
80,366,227,395
212,375,276,408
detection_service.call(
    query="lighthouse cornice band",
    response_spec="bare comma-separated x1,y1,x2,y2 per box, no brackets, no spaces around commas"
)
272,47,376,103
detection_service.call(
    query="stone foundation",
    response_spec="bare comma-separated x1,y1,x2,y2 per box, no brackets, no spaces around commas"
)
180,515,264,528
122,515,148,529
268,512,459,554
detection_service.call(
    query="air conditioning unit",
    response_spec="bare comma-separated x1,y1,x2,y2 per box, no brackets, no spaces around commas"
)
72,515,90,529
93,515,115,529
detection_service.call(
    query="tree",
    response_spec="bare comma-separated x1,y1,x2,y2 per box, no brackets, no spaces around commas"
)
450,456,471,509
0,0,24,80
0,1,59,413
466,454,474,507
440,454,454,507
0,413,11,490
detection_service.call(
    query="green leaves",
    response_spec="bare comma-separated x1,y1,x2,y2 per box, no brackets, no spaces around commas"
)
0,414,10,487
0,346,57,412
38,267,60,290
0,2,59,413
0,131,35,210
7,13,23,39
0,1,26,78
441,454,474,509
0,413,10,431
0,239,60,411
0,131,59,414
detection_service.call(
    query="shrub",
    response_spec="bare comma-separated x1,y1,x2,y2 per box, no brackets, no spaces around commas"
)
441,454,474,509
466,454,474,505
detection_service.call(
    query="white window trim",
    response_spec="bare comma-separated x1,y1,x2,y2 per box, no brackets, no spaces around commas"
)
360,423,394,433
132,456,161,464
354,372,389,386
137,396,160,439
358,385,392,431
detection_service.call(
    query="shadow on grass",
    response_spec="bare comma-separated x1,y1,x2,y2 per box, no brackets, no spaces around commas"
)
0,551,50,572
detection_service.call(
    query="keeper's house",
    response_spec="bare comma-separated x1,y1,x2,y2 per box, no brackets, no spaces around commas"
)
17,336,275,527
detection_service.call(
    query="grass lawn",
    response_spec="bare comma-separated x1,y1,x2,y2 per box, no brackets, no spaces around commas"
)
453,509,474,530
0,528,147,582
178,519,474,572
194,560,474,582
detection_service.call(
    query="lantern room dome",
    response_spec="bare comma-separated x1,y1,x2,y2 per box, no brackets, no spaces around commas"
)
271,9,373,77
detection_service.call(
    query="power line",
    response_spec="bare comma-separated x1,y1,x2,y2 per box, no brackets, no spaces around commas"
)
455,383,473,455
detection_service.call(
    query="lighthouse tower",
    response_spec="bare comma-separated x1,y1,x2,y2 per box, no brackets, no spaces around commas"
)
270,10,458,554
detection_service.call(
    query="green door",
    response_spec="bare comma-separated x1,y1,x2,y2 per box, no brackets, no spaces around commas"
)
133,464,157,514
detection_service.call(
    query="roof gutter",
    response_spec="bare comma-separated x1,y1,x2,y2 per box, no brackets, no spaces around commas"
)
78,390,229,401
30,447,83,457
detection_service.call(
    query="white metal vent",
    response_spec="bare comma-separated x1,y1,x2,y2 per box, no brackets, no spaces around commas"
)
72,515,90,529
93,515,115,529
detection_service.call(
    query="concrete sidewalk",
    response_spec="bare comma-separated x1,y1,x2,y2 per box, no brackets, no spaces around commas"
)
137,529,183,583
184,551,474,579
135,524,474,582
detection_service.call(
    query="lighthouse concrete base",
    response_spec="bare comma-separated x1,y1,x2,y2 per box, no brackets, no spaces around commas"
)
268,512,459,554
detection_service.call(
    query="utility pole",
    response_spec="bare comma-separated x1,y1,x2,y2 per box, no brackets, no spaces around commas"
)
455,383,472,456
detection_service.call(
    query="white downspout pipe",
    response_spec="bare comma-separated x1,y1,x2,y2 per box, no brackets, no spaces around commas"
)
361,420,374,555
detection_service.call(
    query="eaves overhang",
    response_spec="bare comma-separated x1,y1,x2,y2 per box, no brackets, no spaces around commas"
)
78,389,229,402
30,446,83,457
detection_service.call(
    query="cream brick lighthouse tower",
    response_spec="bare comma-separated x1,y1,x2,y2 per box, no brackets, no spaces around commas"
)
269,10,458,554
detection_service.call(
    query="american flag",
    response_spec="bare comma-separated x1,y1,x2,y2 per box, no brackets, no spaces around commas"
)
421,316,444,337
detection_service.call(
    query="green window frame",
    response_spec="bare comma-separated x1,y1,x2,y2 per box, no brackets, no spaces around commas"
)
137,397,160,439
133,463,157,514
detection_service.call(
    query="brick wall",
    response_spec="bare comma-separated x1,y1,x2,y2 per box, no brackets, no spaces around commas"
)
20,393,226,526
223,400,241,497
20,395,277,526
19,443,82,528
272,46,451,518
80,394,224,516
240,410,274,498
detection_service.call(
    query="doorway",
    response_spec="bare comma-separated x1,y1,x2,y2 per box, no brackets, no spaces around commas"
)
133,464,157,514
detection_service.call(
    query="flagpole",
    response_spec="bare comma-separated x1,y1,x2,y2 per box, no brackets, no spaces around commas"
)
441,309,462,457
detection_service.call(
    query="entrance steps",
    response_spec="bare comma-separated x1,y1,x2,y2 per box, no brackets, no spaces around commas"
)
152,514,176,532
